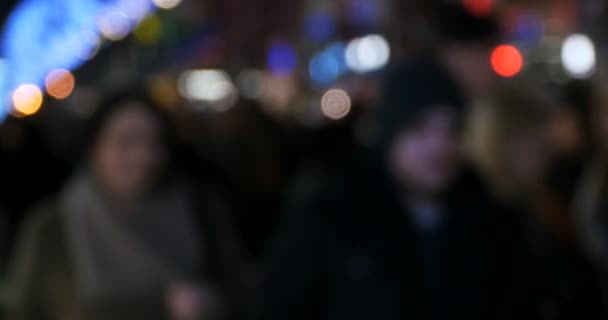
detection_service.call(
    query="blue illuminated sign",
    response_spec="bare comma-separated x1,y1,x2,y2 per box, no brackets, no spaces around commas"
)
0,0,154,119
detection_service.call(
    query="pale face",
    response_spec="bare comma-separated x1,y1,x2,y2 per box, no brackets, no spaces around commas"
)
388,107,462,196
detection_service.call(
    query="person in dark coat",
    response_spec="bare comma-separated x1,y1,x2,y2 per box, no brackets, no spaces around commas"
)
1,90,245,320
255,61,534,320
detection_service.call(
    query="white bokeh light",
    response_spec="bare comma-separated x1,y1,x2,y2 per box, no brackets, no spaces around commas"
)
153,0,183,10
98,8,132,41
345,34,390,73
178,69,238,111
119,0,152,22
561,33,596,79
321,88,351,120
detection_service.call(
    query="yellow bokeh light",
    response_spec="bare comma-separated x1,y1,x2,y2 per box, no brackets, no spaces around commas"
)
321,89,351,120
134,14,163,44
45,69,75,100
153,0,182,10
12,84,43,117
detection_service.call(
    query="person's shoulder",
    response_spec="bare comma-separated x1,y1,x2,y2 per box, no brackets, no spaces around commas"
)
17,198,63,243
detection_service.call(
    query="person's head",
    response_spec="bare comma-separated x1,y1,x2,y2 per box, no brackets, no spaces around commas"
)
469,89,551,200
83,89,171,201
433,5,499,98
374,62,466,197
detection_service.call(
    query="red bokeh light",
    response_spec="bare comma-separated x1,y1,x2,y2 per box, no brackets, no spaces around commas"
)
490,45,523,78
462,0,494,17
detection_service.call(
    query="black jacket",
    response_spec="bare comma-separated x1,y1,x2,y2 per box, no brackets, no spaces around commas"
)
256,157,535,320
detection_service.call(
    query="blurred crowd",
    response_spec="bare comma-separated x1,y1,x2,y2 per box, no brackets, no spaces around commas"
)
1,0,608,319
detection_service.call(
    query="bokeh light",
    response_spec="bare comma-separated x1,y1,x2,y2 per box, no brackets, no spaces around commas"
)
73,30,102,61
267,41,297,76
148,76,180,109
561,33,596,79
153,0,183,10
462,0,494,17
321,89,351,120
304,12,336,42
0,59,7,113
510,13,544,46
260,75,297,114
309,43,348,86
98,8,132,41
347,0,381,26
45,69,76,100
345,34,390,73
134,14,163,44
178,69,238,111
119,0,152,22
490,44,523,78
12,84,43,117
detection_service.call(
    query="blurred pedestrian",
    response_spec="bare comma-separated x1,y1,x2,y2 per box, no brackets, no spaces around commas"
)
2,90,243,320
255,61,531,320
470,88,604,319
421,3,499,100
574,71,608,315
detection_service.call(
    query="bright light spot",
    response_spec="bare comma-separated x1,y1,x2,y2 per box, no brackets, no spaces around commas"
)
12,84,43,117
119,0,152,22
321,89,351,120
462,0,494,17
490,44,523,78
345,34,390,73
45,69,75,100
236,69,265,100
178,70,238,111
267,41,297,76
74,30,102,61
153,0,183,10
309,42,347,86
134,14,163,44
561,34,596,79
0,59,7,121
98,8,132,41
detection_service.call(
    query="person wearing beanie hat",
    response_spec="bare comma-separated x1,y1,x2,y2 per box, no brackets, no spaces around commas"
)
255,61,534,320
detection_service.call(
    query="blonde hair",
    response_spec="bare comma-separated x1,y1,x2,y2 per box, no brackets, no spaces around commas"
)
467,88,550,200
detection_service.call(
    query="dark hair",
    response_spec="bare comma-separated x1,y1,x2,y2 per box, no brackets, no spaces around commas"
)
371,59,466,154
79,88,174,160
432,4,499,45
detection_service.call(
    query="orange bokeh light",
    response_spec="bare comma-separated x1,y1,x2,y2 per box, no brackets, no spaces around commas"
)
462,0,494,17
45,69,75,99
12,84,43,117
490,45,523,78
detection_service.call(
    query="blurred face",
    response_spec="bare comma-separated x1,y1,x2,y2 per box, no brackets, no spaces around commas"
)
388,107,462,196
93,102,167,200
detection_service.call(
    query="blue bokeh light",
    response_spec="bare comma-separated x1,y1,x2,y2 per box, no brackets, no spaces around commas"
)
347,0,380,27
304,12,336,43
309,42,347,86
0,0,156,119
267,41,297,76
511,13,543,47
